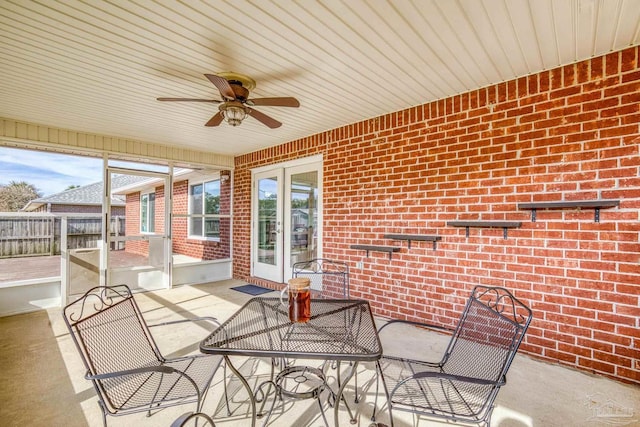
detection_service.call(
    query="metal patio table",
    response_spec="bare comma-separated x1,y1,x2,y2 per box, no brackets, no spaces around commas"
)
200,297,382,427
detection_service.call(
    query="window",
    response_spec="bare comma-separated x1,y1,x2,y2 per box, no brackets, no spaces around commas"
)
141,192,155,233
189,179,220,239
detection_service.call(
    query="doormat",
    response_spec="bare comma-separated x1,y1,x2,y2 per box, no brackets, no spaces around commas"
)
230,284,274,296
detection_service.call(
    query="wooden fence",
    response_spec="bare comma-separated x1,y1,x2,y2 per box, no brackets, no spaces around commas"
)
0,214,125,258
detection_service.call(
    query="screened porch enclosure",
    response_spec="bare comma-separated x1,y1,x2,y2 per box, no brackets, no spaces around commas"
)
0,154,233,316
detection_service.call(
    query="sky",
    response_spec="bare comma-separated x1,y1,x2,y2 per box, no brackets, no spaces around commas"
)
0,147,103,197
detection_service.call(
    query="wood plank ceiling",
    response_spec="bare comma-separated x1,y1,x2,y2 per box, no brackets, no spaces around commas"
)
1,0,639,157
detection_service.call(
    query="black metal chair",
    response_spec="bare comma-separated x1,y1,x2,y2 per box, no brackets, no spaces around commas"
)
259,259,351,426
372,285,532,427
291,258,351,376
63,285,223,427
293,258,350,300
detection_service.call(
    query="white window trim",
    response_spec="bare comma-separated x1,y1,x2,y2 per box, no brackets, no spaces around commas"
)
140,190,156,234
187,175,226,242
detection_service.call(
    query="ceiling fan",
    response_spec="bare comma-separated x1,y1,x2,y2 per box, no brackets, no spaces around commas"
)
157,72,300,128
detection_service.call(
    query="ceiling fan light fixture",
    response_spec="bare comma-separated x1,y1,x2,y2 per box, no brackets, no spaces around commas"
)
219,102,247,126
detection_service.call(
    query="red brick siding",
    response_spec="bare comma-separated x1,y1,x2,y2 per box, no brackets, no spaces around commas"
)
233,46,640,384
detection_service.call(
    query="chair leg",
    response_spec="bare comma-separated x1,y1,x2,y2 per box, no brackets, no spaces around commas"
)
222,362,231,416
371,362,381,422
255,380,279,427
371,361,394,427
316,388,331,427
330,361,358,425
354,365,359,403
98,401,108,427
481,404,495,427
257,359,276,417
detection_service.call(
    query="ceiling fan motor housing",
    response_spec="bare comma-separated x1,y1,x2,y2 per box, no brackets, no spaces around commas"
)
229,82,250,101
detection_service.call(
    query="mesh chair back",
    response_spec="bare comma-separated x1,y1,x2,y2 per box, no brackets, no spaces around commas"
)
63,286,163,407
292,258,349,299
442,286,532,382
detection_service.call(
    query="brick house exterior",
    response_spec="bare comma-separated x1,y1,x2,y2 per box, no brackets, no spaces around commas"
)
124,176,231,260
22,174,140,216
233,46,640,385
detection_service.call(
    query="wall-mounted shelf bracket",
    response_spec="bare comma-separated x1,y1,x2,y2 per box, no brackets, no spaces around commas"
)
517,200,620,222
447,221,522,239
350,244,401,260
383,234,442,250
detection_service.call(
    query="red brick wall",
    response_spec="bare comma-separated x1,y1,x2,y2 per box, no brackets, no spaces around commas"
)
234,46,640,384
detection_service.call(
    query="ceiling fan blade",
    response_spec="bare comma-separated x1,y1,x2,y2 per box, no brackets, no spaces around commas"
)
205,112,224,127
157,97,221,102
205,74,236,100
249,97,300,107
247,108,282,128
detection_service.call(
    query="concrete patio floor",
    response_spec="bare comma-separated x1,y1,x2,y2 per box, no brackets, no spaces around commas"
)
1,279,638,427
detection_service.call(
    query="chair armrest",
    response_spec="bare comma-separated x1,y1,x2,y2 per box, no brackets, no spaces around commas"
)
149,316,220,328
86,365,177,380
377,320,453,366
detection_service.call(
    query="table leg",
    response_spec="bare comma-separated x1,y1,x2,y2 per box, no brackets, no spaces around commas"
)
334,361,358,426
224,355,256,427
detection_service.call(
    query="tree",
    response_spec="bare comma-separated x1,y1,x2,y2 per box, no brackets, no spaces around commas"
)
0,181,42,212
65,185,80,191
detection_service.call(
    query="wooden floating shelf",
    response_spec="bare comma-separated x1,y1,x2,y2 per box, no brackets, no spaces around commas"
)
383,234,442,250
350,244,401,260
517,199,620,222
447,221,522,239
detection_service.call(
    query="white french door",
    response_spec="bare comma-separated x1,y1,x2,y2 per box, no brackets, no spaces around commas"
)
253,169,284,281
252,157,322,283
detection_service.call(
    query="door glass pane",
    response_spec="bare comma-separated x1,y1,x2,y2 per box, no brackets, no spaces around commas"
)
290,171,318,265
258,177,278,265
